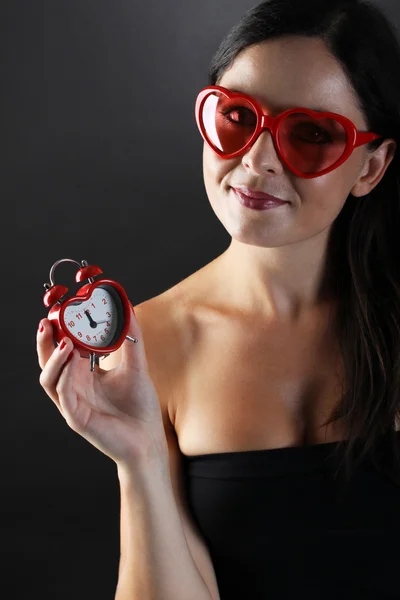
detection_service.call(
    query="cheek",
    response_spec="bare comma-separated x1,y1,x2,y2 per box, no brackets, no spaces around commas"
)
325,156,363,209
203,145,236,196
297,172,351,226
203,144,238,185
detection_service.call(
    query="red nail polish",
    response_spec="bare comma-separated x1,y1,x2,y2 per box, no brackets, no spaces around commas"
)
38,322,44,333
59,338,67,351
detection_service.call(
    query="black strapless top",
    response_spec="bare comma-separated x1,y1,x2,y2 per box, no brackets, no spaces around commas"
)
182,431,400,600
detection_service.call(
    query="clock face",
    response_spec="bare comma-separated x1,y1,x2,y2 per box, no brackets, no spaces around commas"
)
62,286,121,348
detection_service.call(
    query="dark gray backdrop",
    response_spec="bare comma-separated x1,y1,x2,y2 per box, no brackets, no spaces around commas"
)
6,1,399,598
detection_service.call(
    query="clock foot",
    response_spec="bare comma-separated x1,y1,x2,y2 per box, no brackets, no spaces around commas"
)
90,353,100,372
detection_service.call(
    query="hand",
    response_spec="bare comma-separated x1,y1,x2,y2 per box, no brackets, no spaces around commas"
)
36,304,169,468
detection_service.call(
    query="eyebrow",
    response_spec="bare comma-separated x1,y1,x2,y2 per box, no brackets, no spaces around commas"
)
228,88,328,114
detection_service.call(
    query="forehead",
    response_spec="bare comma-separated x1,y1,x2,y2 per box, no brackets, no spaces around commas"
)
218,36,366,128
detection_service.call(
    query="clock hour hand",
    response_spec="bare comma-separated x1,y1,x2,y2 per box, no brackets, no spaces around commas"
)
84,310,98,329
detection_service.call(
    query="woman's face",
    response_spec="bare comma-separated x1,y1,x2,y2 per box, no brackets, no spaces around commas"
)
202,36,388,248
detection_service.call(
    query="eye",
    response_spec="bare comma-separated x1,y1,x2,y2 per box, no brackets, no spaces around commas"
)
291,122,332,144
220,105,256,127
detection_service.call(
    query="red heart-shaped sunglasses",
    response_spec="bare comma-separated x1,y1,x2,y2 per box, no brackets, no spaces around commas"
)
195,85,383,179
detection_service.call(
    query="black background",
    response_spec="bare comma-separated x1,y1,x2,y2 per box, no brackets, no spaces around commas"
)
6,1,399,598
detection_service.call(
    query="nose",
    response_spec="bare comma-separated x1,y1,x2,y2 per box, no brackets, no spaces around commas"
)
241,128,284,175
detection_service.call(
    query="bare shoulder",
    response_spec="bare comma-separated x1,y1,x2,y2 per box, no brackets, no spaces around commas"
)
101,257,219,417
102,283,191,425
134,288,188,396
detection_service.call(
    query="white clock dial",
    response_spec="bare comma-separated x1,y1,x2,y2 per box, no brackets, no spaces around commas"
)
63,287,118,347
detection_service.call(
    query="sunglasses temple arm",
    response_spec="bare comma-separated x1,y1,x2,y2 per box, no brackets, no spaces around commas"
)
354,132,383,148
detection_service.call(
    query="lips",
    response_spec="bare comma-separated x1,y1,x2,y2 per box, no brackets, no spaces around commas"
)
232,187,288,204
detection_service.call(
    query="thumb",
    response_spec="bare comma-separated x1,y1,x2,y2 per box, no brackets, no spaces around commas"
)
119,303,148,372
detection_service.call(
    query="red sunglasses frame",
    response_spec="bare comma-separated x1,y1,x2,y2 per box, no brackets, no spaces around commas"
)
195,85,383,179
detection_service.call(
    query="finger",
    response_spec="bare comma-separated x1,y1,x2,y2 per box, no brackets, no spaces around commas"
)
54,346,80,417
36,318,58,371
39,336,75,411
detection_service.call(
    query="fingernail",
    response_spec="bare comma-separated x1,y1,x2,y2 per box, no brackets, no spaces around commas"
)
38,321,44,333
59,338,67,351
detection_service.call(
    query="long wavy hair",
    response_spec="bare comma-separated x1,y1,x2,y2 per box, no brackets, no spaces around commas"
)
207,0,400,485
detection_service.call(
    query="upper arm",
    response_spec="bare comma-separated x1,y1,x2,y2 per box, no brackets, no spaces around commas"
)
102,298,221,600
165,413,221,600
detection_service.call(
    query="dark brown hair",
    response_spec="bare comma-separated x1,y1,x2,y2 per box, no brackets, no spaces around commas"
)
208,0,400,485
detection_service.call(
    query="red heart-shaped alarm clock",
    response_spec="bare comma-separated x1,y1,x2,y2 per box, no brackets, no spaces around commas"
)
42,258,136,371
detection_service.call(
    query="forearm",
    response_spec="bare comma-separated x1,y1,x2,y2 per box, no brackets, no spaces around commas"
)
114,458,213,600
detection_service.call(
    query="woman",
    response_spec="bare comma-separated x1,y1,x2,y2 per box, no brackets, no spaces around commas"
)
37,0,400,598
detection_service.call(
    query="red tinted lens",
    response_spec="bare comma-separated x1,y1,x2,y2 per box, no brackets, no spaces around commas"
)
200,92,348,174
201,92,257,154
278,112,348,174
